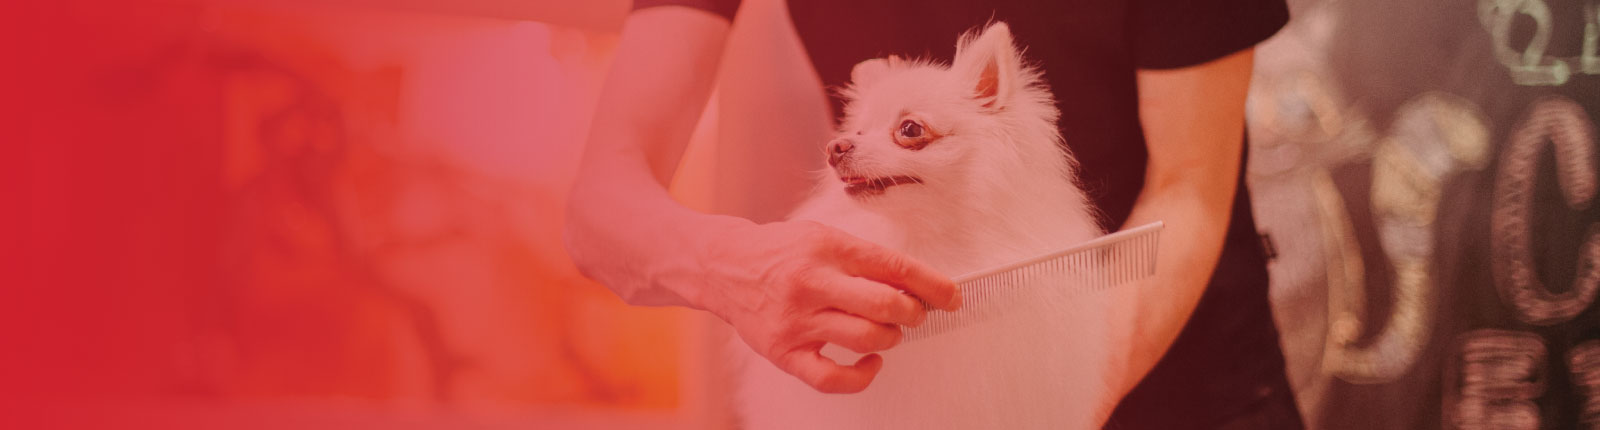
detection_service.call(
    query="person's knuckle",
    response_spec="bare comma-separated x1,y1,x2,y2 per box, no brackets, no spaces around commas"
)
870,325,903,351
765,342,794,364
785,266,811,289
852,327,892,352
881,252,911,280
786,268,823,300
871,292,906,321
908,304,929,323
833,324,865,348
777,313,811,340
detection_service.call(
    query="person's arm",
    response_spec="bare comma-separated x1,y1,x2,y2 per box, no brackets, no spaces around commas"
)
1108,48,1256,396
563,7,960,394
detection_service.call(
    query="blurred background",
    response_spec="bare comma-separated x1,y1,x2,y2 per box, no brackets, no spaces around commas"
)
4,0,1599,428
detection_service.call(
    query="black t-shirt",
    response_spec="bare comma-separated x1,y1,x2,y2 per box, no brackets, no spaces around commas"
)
633,0,1291,427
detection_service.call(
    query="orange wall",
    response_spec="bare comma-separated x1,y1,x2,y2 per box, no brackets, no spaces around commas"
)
6,1,717,428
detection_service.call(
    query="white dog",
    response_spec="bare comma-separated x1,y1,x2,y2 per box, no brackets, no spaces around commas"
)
734,22,1122,429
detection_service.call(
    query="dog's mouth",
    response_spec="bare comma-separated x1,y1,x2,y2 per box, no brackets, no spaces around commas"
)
841,175,923,197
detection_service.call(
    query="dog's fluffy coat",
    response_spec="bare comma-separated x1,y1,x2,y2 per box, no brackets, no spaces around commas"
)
733,23,1118,429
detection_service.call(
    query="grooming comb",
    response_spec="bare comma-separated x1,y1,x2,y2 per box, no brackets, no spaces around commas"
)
902,221,1164,342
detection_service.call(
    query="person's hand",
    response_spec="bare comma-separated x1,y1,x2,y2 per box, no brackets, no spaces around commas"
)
694,220,962,393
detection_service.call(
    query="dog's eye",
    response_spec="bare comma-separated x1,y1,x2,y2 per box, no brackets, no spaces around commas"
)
898,120,924,139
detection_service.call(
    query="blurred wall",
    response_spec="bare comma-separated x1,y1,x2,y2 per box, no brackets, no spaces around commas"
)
1249,0,1600,428
7,0,716,428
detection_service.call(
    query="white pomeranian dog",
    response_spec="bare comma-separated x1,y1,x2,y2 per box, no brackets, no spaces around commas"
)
733,22,1124,429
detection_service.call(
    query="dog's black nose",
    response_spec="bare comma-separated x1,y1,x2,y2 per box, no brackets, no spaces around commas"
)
827,139,854,167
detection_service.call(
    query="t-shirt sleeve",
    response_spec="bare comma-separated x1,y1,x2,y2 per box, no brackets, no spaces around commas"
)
632,0,742,22
1128,0,1289,69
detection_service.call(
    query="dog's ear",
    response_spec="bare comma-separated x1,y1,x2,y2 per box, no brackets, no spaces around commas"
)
953,22,1021,110
850,55,901,87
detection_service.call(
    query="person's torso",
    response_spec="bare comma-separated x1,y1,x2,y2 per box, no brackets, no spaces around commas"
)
781,1,1292,426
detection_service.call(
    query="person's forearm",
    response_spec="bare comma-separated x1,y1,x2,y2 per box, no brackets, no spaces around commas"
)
1113,178,1237,389
564,141,754,310
1108,48,1254,397
562,8,734,309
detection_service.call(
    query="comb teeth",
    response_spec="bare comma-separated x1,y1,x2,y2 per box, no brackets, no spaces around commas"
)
902,222,1163,342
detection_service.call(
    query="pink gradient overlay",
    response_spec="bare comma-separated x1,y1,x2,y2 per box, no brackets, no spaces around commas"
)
4,0,732,428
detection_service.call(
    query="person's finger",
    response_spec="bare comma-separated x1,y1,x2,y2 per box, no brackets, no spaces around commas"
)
806,310,903,353
828,235,962,311
779,347,883,394
808,272,925,326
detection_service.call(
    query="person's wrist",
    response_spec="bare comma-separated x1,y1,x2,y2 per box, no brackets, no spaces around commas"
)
652,211,756,316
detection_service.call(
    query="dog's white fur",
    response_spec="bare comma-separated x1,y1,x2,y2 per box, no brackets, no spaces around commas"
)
732,23,1119,429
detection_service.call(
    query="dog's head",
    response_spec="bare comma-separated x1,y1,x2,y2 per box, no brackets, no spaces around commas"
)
825,22,1067,209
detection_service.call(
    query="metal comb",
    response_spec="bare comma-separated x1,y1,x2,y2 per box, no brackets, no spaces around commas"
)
902,221,1164,342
